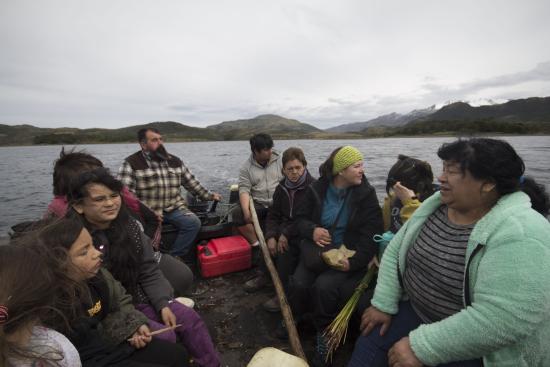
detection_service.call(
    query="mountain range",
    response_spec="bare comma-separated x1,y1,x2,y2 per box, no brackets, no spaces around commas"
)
0,96,549,146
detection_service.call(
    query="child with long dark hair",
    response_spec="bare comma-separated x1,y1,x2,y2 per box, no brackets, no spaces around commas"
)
0,244,81,367
35,217,188,367
67,167,220,367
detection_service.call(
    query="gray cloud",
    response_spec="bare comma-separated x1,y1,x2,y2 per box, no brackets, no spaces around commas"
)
1,0,549,129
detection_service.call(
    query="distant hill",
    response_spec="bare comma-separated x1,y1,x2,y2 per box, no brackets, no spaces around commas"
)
418,97,550,123
326,106,437,133
361,97,550,137
0,121,215,146
1,97,549,146
0,115,339,146
206,114,324,140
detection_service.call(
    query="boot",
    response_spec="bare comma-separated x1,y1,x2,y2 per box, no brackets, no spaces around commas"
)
311,332,332,367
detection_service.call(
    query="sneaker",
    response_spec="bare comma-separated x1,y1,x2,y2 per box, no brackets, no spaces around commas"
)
311,332,332,367
244,274,270,293
174,297,195,308
262,296,280,313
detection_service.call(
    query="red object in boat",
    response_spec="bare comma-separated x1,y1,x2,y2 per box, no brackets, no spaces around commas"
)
198,235,251,278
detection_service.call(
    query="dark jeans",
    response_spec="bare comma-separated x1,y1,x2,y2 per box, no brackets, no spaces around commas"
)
163,208,201,257
347,301,483,367
275,241,300,293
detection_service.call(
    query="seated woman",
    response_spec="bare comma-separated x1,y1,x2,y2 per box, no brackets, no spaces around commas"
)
46,147,193,296
348,138,550,367
0,244,81,367
289,145,383,365
67,168,220,367
35,218,188,367
262,147,316,312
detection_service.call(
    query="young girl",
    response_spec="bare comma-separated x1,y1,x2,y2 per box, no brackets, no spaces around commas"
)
0,244,81,367
383,154,435,233
36,217,188,367
67,167,220,367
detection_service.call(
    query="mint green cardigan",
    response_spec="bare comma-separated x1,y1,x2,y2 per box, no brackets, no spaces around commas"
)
371,191,550,367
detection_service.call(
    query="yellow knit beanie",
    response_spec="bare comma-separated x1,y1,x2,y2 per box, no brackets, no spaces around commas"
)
332,146,364,174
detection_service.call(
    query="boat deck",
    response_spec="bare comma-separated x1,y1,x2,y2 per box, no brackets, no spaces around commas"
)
191,266,356,367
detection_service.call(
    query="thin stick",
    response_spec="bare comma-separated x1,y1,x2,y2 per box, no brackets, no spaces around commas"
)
127,324,181,341
249,198,307,362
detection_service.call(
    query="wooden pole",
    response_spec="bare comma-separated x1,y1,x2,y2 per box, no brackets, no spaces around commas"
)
249,198,307,362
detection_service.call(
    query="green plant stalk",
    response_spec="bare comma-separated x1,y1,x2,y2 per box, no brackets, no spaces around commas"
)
323,264,378,362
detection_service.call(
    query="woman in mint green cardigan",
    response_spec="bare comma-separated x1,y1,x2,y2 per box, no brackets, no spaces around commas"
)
348,138,550,367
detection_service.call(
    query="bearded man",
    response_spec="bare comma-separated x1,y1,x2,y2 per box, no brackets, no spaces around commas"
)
118,128,221,259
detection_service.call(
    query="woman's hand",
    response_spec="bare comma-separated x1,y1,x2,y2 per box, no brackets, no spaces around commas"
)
129,324,152,349
277,234,289,253
388,337,423,367
360,306,392,336
313,227,332,247
267,237,278,256
393,182,416,203
160,306,177,327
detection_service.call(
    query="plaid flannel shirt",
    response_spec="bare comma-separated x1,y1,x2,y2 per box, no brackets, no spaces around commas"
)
118,152,212,215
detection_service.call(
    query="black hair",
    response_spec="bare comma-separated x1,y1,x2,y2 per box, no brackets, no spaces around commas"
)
318,147,343,179
52,147,103,196
249,133,274,152
386,154,435,201
67,167,141,291
137,127,160,143
438,138,549,216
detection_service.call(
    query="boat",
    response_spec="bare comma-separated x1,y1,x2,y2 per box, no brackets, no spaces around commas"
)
7,191,357,366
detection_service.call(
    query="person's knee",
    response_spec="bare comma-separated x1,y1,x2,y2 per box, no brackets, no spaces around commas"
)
188,212,201,230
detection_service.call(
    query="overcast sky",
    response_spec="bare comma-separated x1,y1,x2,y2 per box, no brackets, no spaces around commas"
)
1,0,550,129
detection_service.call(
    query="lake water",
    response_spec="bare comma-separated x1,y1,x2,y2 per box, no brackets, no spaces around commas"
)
1,136,549,238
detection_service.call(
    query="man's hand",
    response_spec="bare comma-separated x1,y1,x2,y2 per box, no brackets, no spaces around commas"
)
129,324,152,349
388,337,423,367
313,227,331,247
211,192,222,201
267,238,277,256
360,306,392,336
277,234,289,253
160,306,177,327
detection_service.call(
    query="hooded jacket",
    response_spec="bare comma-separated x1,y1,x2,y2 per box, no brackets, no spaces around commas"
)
238,150,283,208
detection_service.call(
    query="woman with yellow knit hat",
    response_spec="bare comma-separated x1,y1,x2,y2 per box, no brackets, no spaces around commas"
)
287,146,383,366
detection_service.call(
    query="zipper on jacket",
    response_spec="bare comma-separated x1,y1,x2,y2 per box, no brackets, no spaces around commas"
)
463,243,483,307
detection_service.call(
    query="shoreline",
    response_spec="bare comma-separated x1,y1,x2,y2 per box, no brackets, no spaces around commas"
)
1,133,549,148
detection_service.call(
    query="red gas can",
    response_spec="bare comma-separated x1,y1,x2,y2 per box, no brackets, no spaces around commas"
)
197,235,251,278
